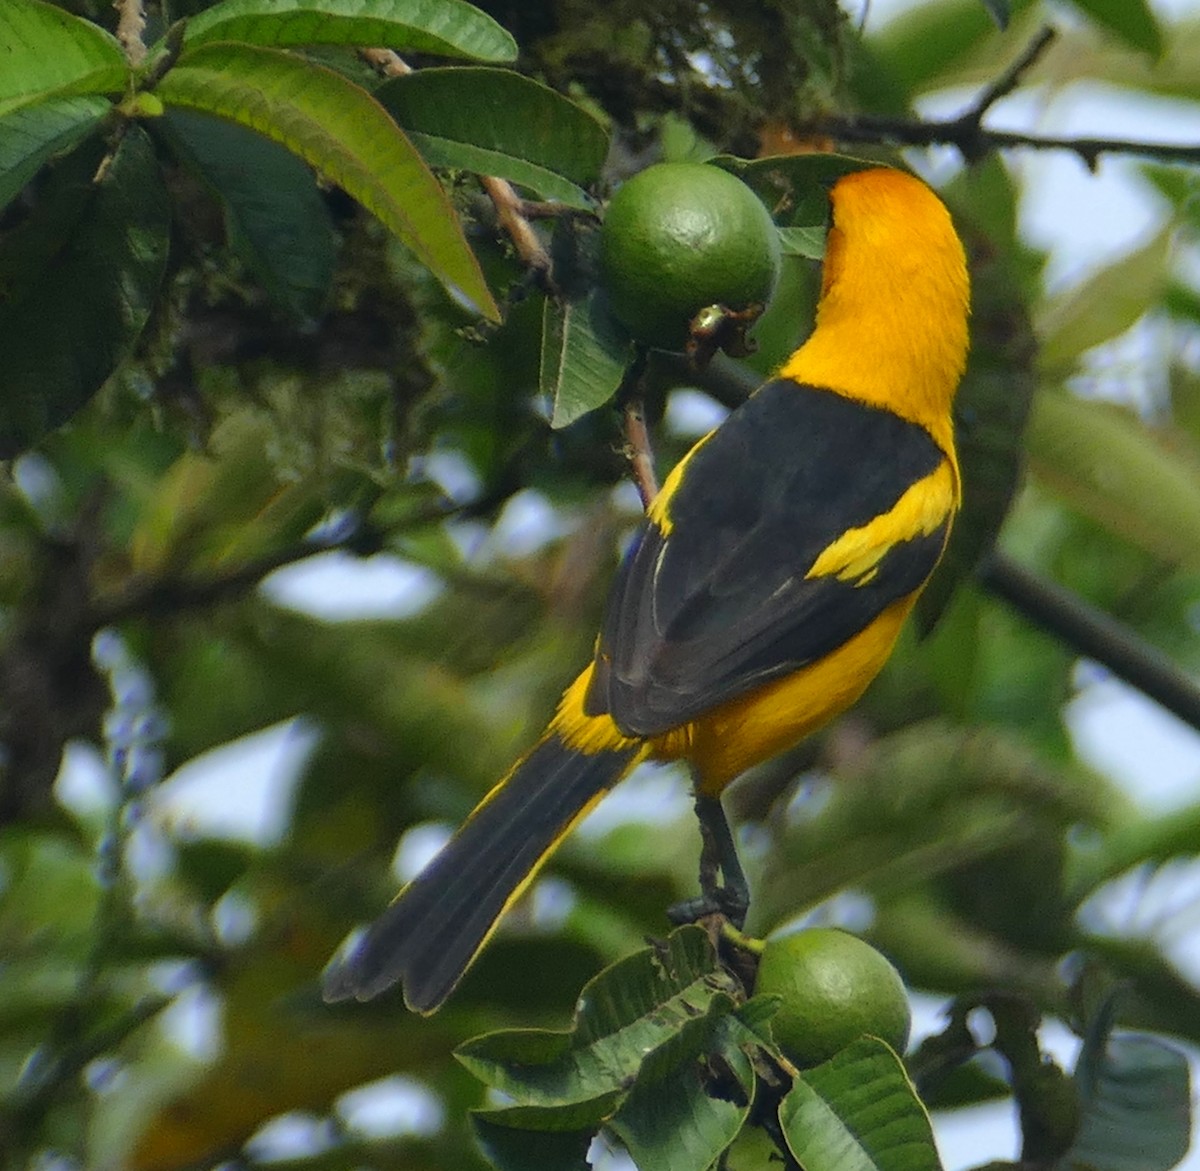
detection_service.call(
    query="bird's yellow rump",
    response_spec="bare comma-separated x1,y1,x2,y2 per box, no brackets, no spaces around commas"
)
323,166,971,1013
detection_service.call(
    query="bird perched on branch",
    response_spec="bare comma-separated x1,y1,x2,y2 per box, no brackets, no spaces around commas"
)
324,166,971,1014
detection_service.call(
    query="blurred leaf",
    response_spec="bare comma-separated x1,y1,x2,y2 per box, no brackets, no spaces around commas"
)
779,1037,941,1171
1068,0,1162,57
918,157,1037,631
755,719,1119,937
158,43,499,321
0,95,111,214
1068,1033,1190,1171
0,0,126,117
178,0,517,62
160,107,336,323
377,67,608,208
978,0,1009,28
0,125,170,455
1037,228,1171,374
542,290,633,428
1025,391,1200,570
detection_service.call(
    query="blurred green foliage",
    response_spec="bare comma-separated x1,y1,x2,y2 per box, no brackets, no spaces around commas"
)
1,0,1199,1167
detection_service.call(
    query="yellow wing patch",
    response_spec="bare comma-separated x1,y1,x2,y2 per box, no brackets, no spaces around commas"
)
806,460,956,587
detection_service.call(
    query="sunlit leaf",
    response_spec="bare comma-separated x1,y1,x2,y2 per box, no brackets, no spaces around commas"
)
0,95,111,213
780,1037,942,1171
178,0,516,62
157,43,498,320
0,0,126,116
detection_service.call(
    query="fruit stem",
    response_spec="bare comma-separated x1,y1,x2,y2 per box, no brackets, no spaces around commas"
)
720,921,765,955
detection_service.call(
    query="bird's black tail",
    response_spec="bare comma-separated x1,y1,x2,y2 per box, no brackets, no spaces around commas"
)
323,733,639,1013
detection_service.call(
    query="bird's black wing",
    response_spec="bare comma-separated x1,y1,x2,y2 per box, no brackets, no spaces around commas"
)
585,379,954,737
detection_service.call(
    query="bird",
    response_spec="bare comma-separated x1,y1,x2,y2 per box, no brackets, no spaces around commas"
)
323,165,971,1013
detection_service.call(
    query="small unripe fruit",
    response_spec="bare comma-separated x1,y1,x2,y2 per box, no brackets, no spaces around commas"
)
756,927,911,1067
598,162,782,352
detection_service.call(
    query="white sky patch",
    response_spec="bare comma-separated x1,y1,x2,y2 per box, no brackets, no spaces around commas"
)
262,550,442,621
337,1074,445,1140
155,719,319,847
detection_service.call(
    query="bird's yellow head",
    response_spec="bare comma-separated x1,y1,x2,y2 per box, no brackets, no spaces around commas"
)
781,167,970,459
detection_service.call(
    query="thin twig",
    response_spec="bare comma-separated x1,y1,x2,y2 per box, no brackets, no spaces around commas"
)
359,48,554,281
978,551,1200,730
821,111,1200,170
962,25,1056,122
114,0,147,67
818,24,1200,169
482,174,554,282
359,46,412,77
623,399,659,510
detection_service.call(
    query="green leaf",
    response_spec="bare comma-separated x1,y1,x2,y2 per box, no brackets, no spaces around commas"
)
0,0,127,116
779,1037,942,1171
0,126,170,455
777,225,825,259
472,1117,594,1171
1067,1034,1190,1171
542,290,633,428
456,927,737,1110
156,43,498,320
0,95,112,214
1037,227,1172,374
713,152,873,227
178,0,516,61
609,1018,755,1171
1068,0,1162,56
1025,391,1200,570
979,0,1009,28
376,67,608,207
160,107,336,322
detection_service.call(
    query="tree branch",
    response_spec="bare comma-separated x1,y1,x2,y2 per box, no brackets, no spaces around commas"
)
114,0,147,67
978,551,1200,730
817,24,1200,169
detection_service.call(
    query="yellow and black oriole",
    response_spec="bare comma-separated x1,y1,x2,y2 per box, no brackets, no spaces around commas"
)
324,166,971,1013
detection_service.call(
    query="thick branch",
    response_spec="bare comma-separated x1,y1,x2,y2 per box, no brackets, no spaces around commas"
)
978,551,1200,731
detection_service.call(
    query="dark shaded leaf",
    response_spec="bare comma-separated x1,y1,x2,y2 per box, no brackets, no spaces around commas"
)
0,95,111,213
160,107,336,322
178,0,516,62
0,0,126,116
472,1117,593,1171
1069,1032,1190,1171
978,0,1010,28
542,289,632,428
158,43,498,320
0,126,170,454
377,67,608,207
713,152,871,227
